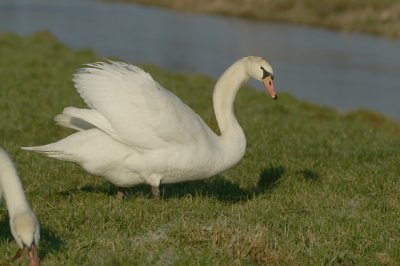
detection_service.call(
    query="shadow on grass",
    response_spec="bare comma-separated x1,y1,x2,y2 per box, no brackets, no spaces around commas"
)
296,169,320,182
61,166,285,202
161,176,247,202
256,165,285,193
162,165,285,202
0,217,13,244
38,226,64,259
60,165,286,203
60,183,153,199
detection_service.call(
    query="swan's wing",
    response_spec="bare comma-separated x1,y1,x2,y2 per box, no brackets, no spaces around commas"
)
54,107,126,142
73,61,213,149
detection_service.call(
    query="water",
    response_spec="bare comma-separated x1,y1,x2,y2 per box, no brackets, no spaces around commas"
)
1,0,400,120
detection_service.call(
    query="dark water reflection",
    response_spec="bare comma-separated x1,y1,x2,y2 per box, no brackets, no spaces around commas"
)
1,0,399,120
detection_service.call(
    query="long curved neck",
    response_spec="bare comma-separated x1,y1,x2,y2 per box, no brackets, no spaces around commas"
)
213,60,249,134
0,149,31,217
212,60,249,169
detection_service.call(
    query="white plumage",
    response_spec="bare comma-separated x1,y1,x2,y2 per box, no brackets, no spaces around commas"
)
0,148,40,265
23,56,276,198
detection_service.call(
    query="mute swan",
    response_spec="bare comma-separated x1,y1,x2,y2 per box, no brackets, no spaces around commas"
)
22,56,277,199
0,148,40,266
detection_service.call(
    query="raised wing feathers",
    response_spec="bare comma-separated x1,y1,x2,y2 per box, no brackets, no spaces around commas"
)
72,61,211,149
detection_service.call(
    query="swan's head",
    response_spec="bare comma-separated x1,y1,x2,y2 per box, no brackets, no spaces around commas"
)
11,212,40,266
243,56,277,99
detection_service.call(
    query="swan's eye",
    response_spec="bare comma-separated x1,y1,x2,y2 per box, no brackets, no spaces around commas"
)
260,66,274,80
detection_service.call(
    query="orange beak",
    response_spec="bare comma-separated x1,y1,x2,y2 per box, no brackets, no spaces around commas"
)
262,76,277,99
28,244,40,266
12,244,40,266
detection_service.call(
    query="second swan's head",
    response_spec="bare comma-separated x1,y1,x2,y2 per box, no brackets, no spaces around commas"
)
242,56,277,100
11,212,40,266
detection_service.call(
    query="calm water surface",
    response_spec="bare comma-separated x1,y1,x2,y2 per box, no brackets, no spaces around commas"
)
1,0,400,120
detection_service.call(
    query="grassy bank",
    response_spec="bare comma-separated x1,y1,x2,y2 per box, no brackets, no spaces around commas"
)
115,0,400,38
1,32,400,265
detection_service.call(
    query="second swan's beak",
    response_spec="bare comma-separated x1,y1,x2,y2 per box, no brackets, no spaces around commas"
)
28,244,40,266
12,244,40,266
263,76,277,100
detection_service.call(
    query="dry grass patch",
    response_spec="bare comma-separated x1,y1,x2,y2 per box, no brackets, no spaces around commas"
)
116,0,400,38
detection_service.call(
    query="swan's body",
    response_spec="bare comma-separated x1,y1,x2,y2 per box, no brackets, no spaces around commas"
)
0,148,40,266
23,56,276,198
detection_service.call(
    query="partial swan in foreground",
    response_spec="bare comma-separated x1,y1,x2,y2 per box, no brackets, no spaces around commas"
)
23,56,277,199
0,148,40,266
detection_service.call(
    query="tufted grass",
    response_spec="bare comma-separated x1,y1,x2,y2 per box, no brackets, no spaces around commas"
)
1,32,400,265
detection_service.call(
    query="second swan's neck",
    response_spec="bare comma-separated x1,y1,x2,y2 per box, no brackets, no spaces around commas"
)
0,148,31,217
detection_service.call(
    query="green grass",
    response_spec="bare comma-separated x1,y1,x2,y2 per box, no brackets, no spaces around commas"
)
115,0,400,38
1,32,400,265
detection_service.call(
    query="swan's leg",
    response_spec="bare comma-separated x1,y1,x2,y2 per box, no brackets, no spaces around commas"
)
151,186,160,200
148,174,162,200
116,186,126,200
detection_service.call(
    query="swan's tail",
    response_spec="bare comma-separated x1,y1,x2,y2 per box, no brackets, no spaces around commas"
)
21,133,84,161
21,144,71,160
21,129,107,163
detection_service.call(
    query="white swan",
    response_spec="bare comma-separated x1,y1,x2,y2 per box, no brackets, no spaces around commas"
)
0,148,40,266
22,56,276,199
